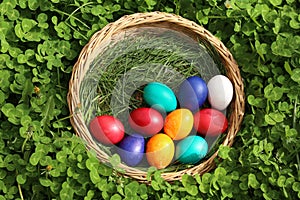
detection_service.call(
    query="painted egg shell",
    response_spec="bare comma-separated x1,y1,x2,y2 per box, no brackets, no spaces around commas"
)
164,109,194,140
89,115,125,145
146,133,175,169
143,82,177,113
128,107,164,137
178,76,208,111
207,75,233,110
193,108,228,137
117,134,145,167
175,135,208,164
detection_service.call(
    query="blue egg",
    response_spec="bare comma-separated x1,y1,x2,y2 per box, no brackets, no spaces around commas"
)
178,76,208,111
175,135,208,164
143,82,177,112
117,134,145,166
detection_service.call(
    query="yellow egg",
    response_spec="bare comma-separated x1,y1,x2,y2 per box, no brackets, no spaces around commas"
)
164,109,194,140
146,134,174,169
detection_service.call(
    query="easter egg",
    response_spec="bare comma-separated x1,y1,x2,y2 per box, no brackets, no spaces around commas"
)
146,133,175,169
178,76,208,111
89,115,125,145
164,109,194,140
193,108,228,137
128,107,164,137
175,135,208,164
117,134,145,166
207,75,233,110
143,82,177,112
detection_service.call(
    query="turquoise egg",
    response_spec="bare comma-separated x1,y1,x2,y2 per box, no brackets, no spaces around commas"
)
175,135,208,164
143,82,177,112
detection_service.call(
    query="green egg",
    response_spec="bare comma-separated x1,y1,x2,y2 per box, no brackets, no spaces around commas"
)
143,82,177,112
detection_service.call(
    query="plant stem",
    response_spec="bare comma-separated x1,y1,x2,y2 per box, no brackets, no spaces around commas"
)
65,2,95,27
64,21,88,40
293,96,297,129
54,114,73,123
206,15,244,19
18,182,24,200
50,7,90,29
16,171,24,200
119,9,135,14
293,96,300,170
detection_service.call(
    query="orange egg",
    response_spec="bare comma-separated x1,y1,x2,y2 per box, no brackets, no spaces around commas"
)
164,109,194,140
146,134,174,169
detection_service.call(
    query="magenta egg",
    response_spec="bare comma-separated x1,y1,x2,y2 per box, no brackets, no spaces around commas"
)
128,107,164,137
117,134,145,167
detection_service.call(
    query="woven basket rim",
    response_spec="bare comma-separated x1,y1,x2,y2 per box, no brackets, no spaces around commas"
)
67,11,245,182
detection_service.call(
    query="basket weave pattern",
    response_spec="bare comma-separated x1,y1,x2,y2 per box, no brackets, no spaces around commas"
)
67,11,245,182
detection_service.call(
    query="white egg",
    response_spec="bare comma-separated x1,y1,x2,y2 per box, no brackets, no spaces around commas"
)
207,75,233,110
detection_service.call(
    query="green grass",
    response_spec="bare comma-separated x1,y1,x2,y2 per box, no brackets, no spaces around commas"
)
0,0,299,199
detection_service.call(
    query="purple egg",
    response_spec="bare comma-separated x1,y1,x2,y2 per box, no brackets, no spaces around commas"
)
178,76,208,111
117,133,145,166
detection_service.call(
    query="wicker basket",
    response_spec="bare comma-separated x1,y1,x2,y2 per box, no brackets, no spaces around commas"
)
67,11,245,182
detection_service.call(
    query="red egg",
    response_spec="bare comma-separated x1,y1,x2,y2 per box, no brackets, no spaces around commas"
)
128,107,164,137
193,108,228,137
89,115,125,145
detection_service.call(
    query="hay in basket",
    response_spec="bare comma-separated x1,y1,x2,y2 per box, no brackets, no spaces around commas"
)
67,11,245,182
